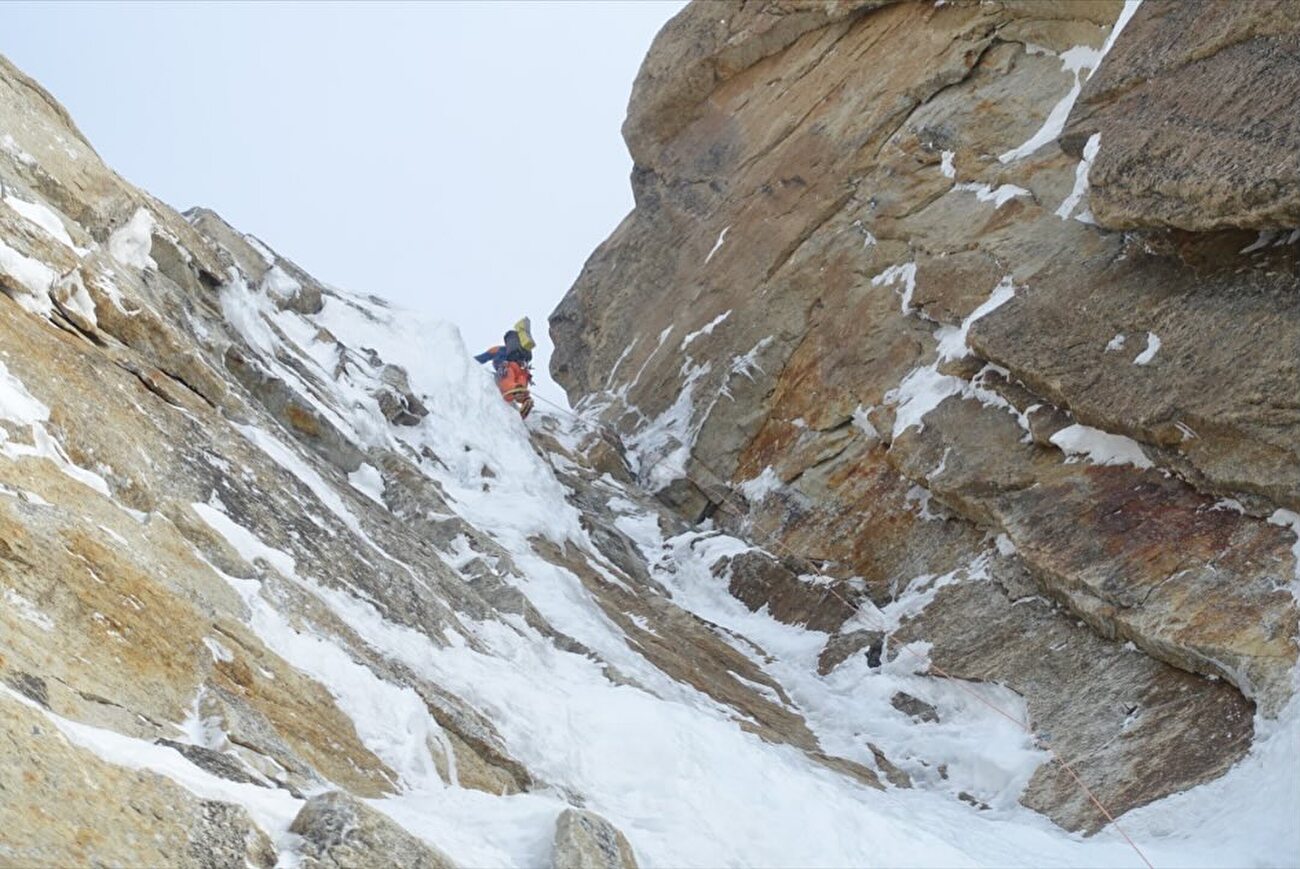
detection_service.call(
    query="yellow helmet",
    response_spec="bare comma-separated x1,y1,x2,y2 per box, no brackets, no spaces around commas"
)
515,317,535,351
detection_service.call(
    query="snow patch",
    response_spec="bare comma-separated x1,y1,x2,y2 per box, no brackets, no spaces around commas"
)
3,194,85,253
872,262,918,314
1056,133,1100,221
852,405,880,438
55,271,97,327
349,462,387,506
262,264,302,301
1050,423,1153,469
4,684,303,850
681,310,731,350
192,501,450,788
0,361,50,423
887,365,965,438
935,277,1016,361
704,226,730,264
1266,510,1300,597
1000,0,1140,164
244,235,277,265
0,239,56,314
0,361,112,497
1133,332,1161,365
107,208,157,271
956,183,1030,208
737,467,783,503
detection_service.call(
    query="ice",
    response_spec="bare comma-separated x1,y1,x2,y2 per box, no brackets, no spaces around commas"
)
603,339,638,389
625,360,710,491
107,207,157,270
14,208,1287,868
940,150,956,179
1050,423,1153,469
1105,333,1126,352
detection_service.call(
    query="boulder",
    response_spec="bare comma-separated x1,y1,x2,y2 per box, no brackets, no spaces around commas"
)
290,791,458,869
552,808,638,869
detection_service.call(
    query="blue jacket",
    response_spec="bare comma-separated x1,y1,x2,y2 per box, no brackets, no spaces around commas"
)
474,346,509,366
475,330,532,367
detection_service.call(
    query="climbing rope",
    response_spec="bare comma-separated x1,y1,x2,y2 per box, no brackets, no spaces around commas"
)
532,392,1156,869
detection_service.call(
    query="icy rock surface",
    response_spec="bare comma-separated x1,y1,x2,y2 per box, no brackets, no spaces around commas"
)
551,0,1300,859
0,5,1298,868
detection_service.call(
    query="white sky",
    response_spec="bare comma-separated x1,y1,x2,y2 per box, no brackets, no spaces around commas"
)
2,1,683,404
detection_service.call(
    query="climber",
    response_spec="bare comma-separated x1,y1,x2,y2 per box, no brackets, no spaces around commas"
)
475,317,536,419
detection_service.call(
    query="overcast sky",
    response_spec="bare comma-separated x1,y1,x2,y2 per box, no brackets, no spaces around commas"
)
2,1,683,404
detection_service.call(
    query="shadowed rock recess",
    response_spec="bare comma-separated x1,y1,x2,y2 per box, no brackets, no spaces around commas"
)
0,1,1297,866
552,0,1299,837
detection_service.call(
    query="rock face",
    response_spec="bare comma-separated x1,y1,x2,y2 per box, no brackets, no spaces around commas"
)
552,0,1299,834
1,2,1297,864
1062,0,1300,231
552,808,639,869
1,695,276,869
0,40,909,868
290,792,458,869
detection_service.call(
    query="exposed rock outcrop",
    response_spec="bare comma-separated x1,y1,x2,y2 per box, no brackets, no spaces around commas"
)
1062,0,1300,231
1,695,277,869
552,0,1300,833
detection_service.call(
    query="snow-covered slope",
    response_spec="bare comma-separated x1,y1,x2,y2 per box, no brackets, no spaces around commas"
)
1,9,1298,868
